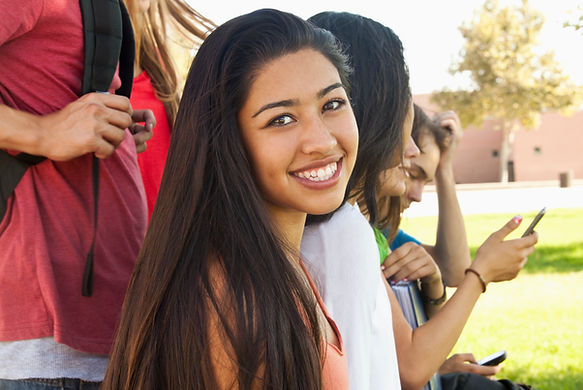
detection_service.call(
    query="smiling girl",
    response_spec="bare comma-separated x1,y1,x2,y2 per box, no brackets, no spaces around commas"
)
102,9,357,390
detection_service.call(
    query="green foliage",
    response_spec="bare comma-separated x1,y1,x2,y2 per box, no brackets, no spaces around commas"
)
432,0,582,130
400,208,583,389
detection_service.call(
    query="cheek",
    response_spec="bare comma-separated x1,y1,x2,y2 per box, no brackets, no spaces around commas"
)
334,115,359,170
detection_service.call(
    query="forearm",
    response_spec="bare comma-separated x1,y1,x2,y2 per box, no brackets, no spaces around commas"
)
0,105,43,154
433,166,470,286
390,274,482,389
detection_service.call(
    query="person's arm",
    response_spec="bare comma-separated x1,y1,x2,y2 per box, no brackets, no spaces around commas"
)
389,217,537,390
0,93,133,160
423,111,470,287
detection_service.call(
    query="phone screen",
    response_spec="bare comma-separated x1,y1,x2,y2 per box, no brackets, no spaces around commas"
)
477,350,507,366
521,207,546,237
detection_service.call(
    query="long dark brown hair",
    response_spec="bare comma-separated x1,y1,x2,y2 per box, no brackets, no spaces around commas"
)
102,9,351,390
126,0,216,125
307,12,411,227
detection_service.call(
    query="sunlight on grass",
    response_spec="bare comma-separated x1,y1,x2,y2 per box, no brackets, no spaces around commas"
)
450,272,583,390
400,208,583,389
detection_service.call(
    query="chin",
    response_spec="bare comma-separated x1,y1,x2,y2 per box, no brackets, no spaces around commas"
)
307,197,344,216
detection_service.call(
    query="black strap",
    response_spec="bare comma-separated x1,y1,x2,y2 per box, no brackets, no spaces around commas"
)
79,0,130,297
81,156,100,296
0,0,134,296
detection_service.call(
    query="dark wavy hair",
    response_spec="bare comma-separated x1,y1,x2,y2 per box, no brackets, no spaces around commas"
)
412,104,450,152
307,12,411,226
102,9,350,390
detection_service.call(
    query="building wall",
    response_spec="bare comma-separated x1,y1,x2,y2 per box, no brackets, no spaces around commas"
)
413,94,583,183
451,121,502,183
513,110,583,181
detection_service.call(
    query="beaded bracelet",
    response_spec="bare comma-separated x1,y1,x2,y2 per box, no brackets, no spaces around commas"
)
465,268,487,293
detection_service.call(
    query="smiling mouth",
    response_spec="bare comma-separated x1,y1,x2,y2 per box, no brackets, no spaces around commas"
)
293,161,338,182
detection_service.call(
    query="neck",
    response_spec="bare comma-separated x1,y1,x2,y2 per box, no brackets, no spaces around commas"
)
267,207,306,260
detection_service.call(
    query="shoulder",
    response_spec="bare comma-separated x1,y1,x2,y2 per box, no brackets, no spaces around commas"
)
389,229,421,251
0,0,46,44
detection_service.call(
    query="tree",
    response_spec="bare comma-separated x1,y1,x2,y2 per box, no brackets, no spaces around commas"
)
432,0,582,183
564,5,583,31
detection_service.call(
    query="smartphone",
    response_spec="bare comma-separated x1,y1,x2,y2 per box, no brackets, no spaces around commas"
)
477,350,507,366
521,207,546,237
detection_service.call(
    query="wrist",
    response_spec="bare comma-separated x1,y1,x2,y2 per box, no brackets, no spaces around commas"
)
421,278,447,305
435,165,455,184
465,268,487,293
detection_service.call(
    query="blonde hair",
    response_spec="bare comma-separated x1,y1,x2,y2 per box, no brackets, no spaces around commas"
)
126,0,216,125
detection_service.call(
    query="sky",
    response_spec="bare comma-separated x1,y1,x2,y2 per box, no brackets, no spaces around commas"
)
191,0,583,95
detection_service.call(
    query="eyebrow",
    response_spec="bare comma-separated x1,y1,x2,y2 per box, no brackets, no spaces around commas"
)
410,163,428,180
251,82,345,118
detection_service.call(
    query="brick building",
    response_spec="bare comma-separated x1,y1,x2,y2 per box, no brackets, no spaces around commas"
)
413,94,583,184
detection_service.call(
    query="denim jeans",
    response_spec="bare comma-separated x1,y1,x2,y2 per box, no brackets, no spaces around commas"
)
0,378,100,390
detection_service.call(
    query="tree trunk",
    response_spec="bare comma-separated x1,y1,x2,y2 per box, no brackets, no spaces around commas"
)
498,123,513,183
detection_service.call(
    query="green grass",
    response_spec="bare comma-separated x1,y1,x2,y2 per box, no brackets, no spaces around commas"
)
400,208,583,390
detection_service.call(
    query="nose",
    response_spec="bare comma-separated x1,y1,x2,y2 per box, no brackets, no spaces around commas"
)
404,136,420,164
300,115,337,155
407,180,423,203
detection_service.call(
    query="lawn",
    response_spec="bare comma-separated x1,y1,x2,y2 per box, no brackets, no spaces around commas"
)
400,208,583,390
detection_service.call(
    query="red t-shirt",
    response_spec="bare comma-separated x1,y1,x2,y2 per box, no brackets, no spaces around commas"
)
131,71,171,219
0,0,147,355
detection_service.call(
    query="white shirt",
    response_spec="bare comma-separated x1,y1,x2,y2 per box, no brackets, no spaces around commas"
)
301,202,401,390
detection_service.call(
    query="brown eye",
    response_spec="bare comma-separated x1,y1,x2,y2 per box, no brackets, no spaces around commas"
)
322,99,345,112
269,115,294,127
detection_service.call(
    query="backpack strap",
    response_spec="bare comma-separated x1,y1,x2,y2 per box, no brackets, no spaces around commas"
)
79,0,135,297
0,0,135,297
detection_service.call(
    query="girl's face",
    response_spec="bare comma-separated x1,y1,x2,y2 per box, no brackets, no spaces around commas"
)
238,48,358,222
377,103,420,198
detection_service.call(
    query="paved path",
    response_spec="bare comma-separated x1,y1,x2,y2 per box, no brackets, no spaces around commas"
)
404,181,583,218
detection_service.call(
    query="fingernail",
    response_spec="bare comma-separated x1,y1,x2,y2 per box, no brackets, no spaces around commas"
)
513,215,522,224
402,278,409,282
381,264,386,271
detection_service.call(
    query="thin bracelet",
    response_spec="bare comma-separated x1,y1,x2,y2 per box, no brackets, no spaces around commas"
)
423,281,447,305
465,268,487,293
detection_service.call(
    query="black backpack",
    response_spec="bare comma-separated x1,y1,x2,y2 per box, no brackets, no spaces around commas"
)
0,0,135,297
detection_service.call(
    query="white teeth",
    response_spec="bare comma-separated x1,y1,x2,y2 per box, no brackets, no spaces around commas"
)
295,161,338,182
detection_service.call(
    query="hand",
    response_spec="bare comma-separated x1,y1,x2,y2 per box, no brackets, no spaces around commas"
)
130,109,155,153
35,93,132,160
471,216,538,285
438,353,502,378
381,242,442,285
433,110,463,173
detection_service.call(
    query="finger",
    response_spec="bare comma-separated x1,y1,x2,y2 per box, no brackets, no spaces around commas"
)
455,353,477,363
507,231,539,249
135,141,147,154
100,125,127,147
105,108,133,130
382,252,416,280
469,364,502,377
93,139,116,159
133,128,152,145
85,92,132,115
490,215,523,241
132,109,157,130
